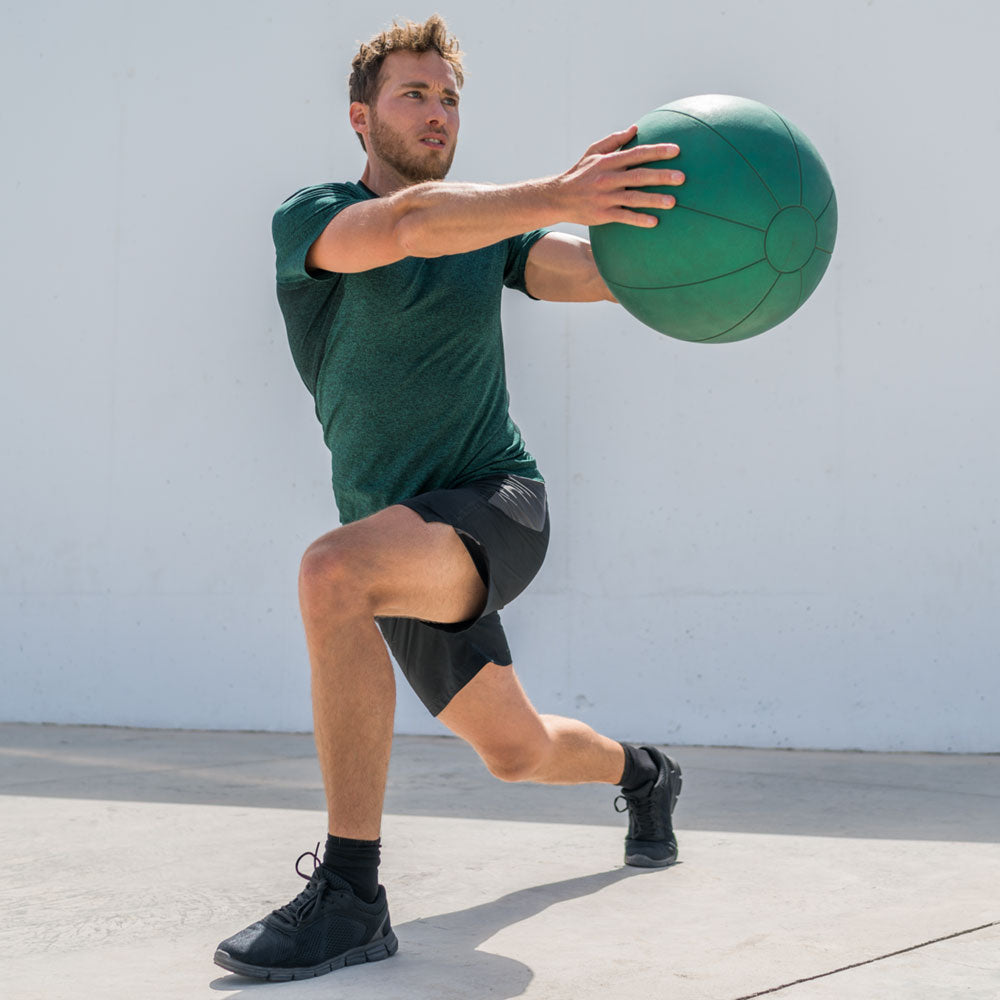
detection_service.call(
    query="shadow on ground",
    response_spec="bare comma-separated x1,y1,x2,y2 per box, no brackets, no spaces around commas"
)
209,866,644,998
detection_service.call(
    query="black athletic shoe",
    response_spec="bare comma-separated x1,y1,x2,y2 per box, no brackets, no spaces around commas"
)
615,747,683,868
213,847,397,981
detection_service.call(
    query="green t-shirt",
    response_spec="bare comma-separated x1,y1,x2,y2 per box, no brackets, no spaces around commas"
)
272,181,547,524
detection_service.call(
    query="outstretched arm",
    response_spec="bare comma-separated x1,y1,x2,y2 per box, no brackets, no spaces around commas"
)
306,126,683,274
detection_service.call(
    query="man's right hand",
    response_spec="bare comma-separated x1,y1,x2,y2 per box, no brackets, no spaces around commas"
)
555,124,684,229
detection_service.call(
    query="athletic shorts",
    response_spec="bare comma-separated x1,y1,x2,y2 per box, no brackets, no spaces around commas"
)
376,474,550,716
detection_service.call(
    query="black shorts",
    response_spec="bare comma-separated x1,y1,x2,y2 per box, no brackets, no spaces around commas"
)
376,474,550,716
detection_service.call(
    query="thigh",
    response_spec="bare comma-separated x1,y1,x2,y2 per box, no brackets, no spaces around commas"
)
436,661,549,757
400,474,550,620
308,503,486,625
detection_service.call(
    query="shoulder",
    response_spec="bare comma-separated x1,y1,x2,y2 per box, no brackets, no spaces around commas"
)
272,182,373,233
273,181,378,286
277,181,369,209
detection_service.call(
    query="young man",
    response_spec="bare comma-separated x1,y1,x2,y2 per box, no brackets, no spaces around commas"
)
214,15,686,981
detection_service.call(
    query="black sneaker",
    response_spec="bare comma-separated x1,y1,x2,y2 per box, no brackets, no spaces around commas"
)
213,847,398,981
614,747,683,868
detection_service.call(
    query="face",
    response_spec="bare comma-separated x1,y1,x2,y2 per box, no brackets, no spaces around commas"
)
361,50,461,183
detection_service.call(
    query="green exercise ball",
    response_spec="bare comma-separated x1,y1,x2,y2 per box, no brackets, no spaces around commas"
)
590,94,837,343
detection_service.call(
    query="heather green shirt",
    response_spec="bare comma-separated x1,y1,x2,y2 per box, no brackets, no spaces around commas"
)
272,181,546,525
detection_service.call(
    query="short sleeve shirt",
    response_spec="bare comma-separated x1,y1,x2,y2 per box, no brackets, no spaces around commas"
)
272,181,547,524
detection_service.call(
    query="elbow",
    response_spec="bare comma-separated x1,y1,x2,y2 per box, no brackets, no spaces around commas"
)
391,181,456,258
394,213,424,256
394,211,445,259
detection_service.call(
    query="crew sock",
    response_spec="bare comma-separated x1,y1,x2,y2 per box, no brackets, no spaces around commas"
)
322,834,381,903
618,743,659,792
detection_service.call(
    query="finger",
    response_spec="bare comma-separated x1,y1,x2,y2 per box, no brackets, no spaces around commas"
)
586,124,639,156
617,166,686,188
620,189,678,210
604,208,660,228
609,142,681,167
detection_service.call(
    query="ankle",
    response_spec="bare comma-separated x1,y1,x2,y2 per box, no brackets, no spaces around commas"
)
322,834,381,903
618,743,659,791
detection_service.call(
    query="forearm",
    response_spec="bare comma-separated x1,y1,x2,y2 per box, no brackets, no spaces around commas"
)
525,233,616,302
393,177,565,258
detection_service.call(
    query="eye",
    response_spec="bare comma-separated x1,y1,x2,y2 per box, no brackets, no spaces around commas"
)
443,97,458,107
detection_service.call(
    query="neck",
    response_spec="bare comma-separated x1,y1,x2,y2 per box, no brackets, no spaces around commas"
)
360,159,421,197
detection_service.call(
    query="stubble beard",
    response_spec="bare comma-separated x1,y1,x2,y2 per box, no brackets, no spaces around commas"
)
367,108,455,183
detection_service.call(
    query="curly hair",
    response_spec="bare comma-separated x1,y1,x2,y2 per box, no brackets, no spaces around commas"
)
348,14,465,150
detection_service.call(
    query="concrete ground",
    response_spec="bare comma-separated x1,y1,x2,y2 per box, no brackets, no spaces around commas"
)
1,724,998,1000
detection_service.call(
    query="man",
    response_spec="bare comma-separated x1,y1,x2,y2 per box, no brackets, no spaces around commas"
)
214,15,686,981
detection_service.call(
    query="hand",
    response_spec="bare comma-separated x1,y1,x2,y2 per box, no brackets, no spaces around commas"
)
556,124,684,228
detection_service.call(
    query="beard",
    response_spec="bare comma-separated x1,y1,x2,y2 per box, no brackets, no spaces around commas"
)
367,107,456,183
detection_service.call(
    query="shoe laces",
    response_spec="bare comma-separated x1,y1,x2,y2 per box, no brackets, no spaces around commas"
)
614,786,663,837
270,844,331,926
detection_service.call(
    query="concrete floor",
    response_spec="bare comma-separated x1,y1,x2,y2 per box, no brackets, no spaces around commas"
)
1,723,998,999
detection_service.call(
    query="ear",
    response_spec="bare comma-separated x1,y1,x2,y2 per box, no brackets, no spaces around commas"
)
349,102,369,139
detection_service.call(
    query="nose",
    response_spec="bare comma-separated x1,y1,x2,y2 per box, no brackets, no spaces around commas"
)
426,97,449,126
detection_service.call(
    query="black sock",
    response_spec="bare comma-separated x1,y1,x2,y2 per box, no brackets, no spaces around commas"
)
618,743,659,791
322,834,381,903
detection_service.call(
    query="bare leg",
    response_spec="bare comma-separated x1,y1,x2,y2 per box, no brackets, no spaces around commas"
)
301,611,397,839
437,662,625,785
298,504,487,839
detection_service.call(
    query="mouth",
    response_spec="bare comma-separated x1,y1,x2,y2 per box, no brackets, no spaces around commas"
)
420,134,447,149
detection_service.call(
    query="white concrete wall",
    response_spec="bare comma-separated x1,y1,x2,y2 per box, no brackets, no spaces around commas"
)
3,0,997,750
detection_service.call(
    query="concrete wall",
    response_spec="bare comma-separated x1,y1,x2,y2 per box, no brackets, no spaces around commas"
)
3,0,997,750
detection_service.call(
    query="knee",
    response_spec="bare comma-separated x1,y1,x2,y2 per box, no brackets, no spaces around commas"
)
481,735,551,783
298,537,372,618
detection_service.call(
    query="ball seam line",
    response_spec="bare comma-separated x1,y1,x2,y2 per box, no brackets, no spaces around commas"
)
653,108,784,211
815,188,836,223
775,112,804,206
607,257,768,292
698,272,782,342
672,203,767,234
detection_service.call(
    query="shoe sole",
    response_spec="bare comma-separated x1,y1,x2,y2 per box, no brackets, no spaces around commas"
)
624,849,677,868
213,929,398,981
624,754,682,868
